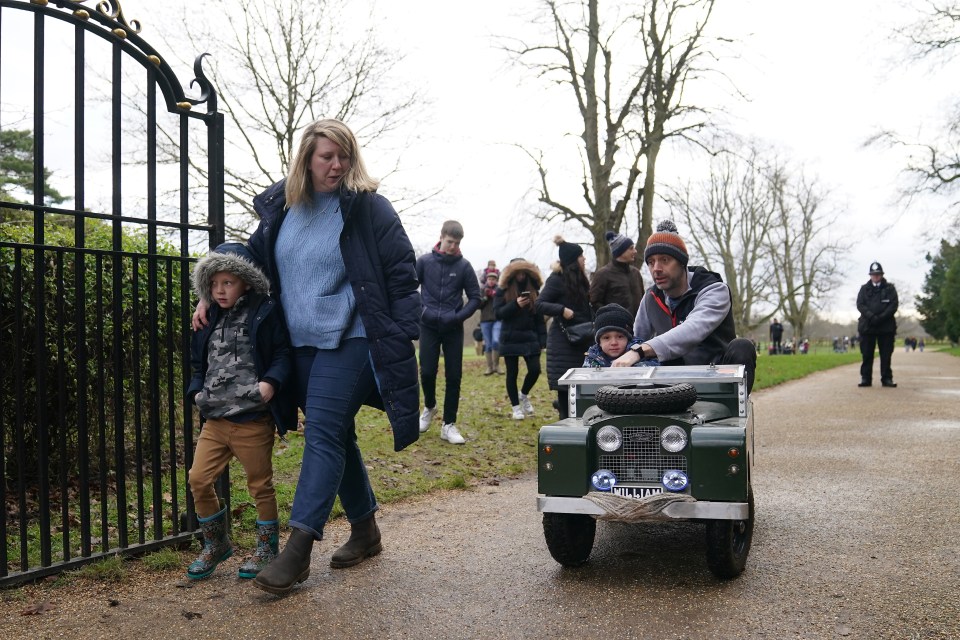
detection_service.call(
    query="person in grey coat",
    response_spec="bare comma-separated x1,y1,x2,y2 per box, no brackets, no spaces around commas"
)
613,221,756,393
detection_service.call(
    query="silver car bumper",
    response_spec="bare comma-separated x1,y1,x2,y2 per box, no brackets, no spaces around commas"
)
537,496,749,520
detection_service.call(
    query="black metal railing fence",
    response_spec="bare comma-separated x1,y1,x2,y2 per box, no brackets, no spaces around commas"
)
0,0,224,586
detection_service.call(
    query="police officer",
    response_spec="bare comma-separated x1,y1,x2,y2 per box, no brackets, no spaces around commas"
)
856,261,899,387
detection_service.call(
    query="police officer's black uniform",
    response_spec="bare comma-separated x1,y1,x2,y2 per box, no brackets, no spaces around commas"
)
856,261,899,387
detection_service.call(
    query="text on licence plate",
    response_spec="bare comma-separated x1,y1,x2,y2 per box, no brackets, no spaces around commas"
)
611,486,663,499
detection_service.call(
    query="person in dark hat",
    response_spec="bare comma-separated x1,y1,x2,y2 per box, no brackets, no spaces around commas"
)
535,236,593,418
583,303,659,367
856,261,899,387
612,220,757,393
589,230,645,316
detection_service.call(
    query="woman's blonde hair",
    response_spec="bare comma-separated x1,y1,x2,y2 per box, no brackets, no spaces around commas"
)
285,119,379,206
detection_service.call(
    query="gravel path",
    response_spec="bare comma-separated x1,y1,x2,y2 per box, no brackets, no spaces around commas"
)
2,350,958,639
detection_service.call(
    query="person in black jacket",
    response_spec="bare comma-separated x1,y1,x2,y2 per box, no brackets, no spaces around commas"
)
187,243,295,581
415,220,482,444
857,261,899,387
192,119,421,595
495,258,546,420
536,236,593,419
769,318,784,354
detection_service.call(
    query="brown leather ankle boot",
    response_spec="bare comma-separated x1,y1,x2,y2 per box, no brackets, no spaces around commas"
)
330,514,382,568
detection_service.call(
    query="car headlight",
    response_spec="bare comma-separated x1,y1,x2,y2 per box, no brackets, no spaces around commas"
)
660,425,687,453
596,425,622,452
662,469,689,492
591,469,617,491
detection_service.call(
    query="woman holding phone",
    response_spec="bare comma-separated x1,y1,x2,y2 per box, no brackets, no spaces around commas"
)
494,258,546,420
535,236,593,419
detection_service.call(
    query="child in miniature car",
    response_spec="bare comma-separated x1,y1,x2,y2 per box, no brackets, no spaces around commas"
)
582,303,659,368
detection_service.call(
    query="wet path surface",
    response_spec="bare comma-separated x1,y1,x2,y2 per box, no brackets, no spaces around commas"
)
3,350,959,639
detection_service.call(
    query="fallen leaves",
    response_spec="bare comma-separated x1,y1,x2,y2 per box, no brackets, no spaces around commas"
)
20,600,55,616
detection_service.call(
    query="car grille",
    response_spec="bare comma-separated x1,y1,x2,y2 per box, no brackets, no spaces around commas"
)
597,426,687,484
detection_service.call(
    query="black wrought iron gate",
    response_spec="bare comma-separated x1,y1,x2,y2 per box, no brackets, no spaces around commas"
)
0,0,224,586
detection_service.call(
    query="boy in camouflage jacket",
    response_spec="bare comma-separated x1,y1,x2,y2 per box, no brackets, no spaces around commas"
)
186,242,295,581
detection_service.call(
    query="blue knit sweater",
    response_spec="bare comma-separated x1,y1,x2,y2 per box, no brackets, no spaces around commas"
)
275,191,366,348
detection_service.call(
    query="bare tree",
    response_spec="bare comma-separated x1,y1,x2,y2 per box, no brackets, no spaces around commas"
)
634,0,717,251
897,0,960,59
870,2,960,223
507,0,719,266
767,168,849,340
665,144,779,336
138,0,424,237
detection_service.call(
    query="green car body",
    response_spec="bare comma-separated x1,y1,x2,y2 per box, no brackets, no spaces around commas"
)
537,365,755,579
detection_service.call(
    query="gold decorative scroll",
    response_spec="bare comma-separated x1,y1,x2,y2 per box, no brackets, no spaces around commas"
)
96,0,141,33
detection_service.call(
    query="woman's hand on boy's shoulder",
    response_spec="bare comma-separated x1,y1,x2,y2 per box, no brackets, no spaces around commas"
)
191,299,210,331
258,381,275,403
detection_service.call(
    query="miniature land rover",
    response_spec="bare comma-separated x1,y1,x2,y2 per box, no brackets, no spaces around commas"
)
537,364,754,579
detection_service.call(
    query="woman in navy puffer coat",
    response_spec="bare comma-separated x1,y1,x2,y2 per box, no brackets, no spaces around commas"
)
192,119,420,595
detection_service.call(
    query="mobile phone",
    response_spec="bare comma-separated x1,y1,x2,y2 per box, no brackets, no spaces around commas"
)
519,291,530,298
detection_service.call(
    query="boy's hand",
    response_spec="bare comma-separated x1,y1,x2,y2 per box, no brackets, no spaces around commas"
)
192,299,210,331
612,350,641,367
258,381,275,403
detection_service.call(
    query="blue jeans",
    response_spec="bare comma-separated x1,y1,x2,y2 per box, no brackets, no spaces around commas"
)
480,320,501,352
289,339,378,540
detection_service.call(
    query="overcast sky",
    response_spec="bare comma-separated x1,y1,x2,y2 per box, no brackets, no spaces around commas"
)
6,0,956,327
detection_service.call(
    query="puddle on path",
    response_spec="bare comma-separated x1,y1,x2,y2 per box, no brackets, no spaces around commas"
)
923,420,960,430
925,389,960,397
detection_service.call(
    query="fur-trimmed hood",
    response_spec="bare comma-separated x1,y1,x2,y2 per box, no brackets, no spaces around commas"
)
192,242,271,304
499,259,543,289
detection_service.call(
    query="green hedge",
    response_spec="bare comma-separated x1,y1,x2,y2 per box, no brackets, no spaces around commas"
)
1,211,191,493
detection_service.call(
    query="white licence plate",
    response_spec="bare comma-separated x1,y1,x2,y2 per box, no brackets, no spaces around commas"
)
611,486,663,499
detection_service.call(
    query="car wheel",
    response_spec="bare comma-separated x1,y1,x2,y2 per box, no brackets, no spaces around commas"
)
594,383,698,414
542,512,596,567
704,488,754,580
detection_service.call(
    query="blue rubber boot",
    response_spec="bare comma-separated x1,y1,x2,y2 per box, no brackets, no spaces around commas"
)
186,506,233,580
238,520,279,579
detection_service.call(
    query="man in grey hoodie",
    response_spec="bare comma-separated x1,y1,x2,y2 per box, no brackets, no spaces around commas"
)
612,221,757,392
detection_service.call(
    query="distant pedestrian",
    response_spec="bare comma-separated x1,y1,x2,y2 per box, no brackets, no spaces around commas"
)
417,220,482,444
918,338,925,352
495,258,546,420
857,261,899,388
478,268,502,375
769,318,783,354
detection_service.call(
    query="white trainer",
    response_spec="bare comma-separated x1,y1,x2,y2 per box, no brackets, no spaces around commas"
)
440,423,465,444
419,406,437,433
511,405,525,420
519,393,535,416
